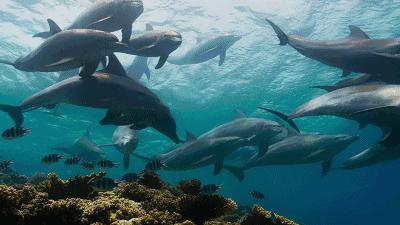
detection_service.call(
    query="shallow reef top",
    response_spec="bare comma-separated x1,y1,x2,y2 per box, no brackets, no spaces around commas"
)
0,171,299,225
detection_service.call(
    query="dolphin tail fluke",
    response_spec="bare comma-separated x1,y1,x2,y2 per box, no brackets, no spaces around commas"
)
33,18,62,38
223,165,245,182
0,104,23,127
257,107,300,133
310,85,335,92
265,19,289,46
123,153,130,171
321,158,333,177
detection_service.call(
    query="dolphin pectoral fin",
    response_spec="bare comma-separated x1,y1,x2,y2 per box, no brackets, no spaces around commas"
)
257,107,300,133
380,129,400,147
342,69,351,77
155,55,168,69
122,24,133,44
219,50,226,66
213,156,224,175
0,104,23,127
321,158,332,177
222,165,245,181
100,110,120,125
46,57,75,68
258,143,269,158
100,54,127,77
348,25,370,39
79,61,100,77
144,65,151,80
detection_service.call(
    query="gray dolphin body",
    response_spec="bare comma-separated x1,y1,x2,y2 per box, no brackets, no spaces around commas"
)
199,110,291,157
156,134,251,175
126,56,150,80
266,19,400,78
53,130,104,162
336,144,400,170
311,73,385,92
0,29,126,77
241,134,358,177
34,0,144,43
0,54,180,143
121,24,182,69
167,34,241,66
111,126,139,170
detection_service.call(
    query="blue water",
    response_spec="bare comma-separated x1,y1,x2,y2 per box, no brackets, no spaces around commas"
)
1,1,400,224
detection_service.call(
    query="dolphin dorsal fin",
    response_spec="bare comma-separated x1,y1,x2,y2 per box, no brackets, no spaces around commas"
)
348,25,370,39
48,18,62,35
233,109,246,120
146,24,154,31
185,130,197,142
100,54,128,77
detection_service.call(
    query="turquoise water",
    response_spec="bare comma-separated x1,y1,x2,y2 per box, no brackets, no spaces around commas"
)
0,0,400,224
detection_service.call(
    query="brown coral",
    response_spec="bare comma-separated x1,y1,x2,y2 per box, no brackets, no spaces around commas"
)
176,179,201,195
137,170,166,189
29,172,48,185
0,185,23,224
240,205,299,225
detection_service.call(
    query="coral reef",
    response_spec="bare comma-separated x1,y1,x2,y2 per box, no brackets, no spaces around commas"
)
29,172,48,185
137,170,166,189
0,168,29,185
176,179,201,195
0,173,299,225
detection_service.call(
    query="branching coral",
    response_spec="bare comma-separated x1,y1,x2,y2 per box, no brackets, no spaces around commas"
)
0,185,23,224
137,170,166,189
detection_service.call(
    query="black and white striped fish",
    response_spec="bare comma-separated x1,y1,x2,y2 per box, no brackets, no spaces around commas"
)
81,162,95,170
97,160,119,168
200,184,222,195
0,160,12,171
90,177,119,191
64,157,80,165
121,172,139,182
1,127,32,140
249,190,265,200
144,159,165,171
41,154,63,164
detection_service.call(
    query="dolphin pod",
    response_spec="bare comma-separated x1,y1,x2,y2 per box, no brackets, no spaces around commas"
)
34,0,144,43
266,19,400,79
0,29,127,77
167,34,241,66
0,54,180,143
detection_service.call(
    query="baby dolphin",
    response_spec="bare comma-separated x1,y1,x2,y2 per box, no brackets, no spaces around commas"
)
263,85,400,147
121,24,182,69
266,19,400,77
167,34,241,66
335,144,400,170
34,0,144,43
0,29,127,77
238,133,358,178
127,56,150,80
0,54,180,143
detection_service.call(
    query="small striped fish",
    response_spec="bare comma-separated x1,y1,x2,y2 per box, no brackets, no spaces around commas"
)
81,162,95,170
64,157,80,165
144,159,165,171
41,154,63,164
121,172,139,182
1,127,32,140
249,190,265,200
90,177,119,191
97,160,119,168
200,184,222,195
0,160,12,171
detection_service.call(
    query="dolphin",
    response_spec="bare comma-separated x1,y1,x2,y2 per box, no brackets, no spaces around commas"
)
126,56,150,80
121,24,182,69
334,144,400,170
168,34,241,66
266,19,400,78
311,73,385,92
259,84,400,147
0,54,180,143
34,0,144,43
53,129,105,162
101,126,139,170
199,109,294,158
153,132,252,175
0,29,127,77
225,133,358,181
